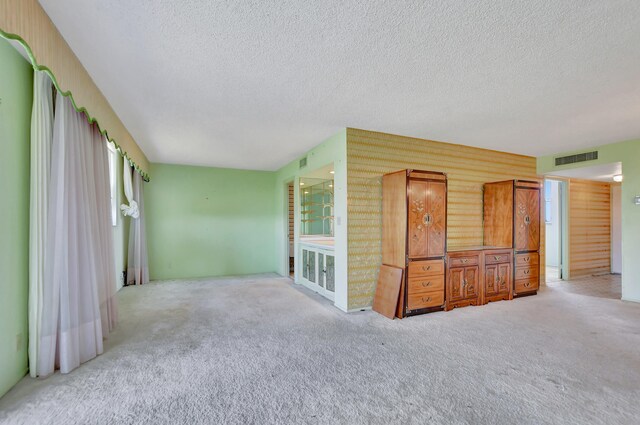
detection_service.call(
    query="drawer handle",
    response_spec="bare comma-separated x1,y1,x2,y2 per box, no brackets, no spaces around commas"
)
524,282,531,287
422,265,431,271
423,213,432,227
421,281,432,287
461,258,468,263
524,269,530,275
462,279,467,287
422,296,432,302
494,256,501,261
524,257,530,262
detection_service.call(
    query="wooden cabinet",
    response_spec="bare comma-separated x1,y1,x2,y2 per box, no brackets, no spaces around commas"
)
382,170,447,318
482,249,512,304
300,244,335,301
484,180,541,297
446,251,480,310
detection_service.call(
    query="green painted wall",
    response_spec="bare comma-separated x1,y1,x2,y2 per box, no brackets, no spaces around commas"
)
538,139,640,302
0,39,32,397
274,130,348,310
145,163,278,280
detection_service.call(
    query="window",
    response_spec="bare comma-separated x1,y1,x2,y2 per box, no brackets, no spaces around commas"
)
107,140,118,226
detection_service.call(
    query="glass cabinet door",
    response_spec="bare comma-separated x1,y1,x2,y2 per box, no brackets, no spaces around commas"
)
308,251,316,283
325,255,335,292
318,253,325,288
302,249,309,279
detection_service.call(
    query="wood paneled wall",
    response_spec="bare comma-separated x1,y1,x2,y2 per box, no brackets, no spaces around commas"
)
346,128,542,309
288,183,294,248
0,0,149,175
569,179,611,278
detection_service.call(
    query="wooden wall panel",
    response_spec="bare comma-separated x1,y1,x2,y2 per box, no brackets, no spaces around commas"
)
0,0,149,175
569,179,611,278
288,183,294,247
347,128,542,309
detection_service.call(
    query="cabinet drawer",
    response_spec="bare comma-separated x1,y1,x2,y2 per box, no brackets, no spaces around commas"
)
515,252,539,267
448,255,479,267
515,278,539,293
484,251,512,265
515,266,539,280
408,259,444,277
407,290,445,310
407,275,445,294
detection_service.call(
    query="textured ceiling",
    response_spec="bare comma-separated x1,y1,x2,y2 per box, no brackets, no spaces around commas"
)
39,0,640,170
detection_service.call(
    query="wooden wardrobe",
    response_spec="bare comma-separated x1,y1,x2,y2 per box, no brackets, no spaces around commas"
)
382,170,447,317
483,180,541,296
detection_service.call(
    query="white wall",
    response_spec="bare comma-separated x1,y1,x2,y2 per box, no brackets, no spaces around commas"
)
545,180,561,267
611,184,622,274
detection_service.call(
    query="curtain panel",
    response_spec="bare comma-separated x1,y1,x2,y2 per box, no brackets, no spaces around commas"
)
127,171,149,285
28,70,53,377
37,95,118,376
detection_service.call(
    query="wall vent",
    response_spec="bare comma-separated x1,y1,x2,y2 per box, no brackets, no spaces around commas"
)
555,151,598,166
299,157,308,169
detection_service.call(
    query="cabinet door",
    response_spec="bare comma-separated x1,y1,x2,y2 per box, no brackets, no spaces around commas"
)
408,180,429,258
302,249,309,279
448,267,465,301
463,266,479,299
318,253,325,288
497,262,511,294
484,264,499,296
308,251,316,283
325,255,335,292
515,188,540,251
427,181,446,257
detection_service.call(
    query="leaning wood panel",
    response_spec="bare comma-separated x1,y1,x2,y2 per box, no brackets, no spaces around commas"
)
347,128,540,309
0,0,149,174
382,171,407,268
568,178,611,278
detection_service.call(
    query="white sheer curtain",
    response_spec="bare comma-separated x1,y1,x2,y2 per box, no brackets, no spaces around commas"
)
37,95,118,376
120,156,139,218
127,170,149,285
28,71,53,377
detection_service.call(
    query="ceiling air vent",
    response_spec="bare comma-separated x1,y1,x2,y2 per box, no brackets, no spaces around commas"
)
555,151,598,166
299,156,308,169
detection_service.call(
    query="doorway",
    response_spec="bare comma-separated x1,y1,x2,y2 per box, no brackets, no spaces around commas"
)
544,179,564,282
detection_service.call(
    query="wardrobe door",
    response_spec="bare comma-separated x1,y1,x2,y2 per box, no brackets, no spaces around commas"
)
427,181,446,257
515,188,540,251
408,180,429,258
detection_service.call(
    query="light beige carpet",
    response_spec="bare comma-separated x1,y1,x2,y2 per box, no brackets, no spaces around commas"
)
1,274,639,424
